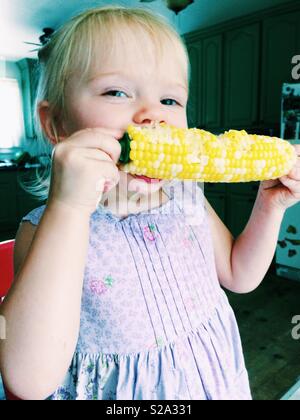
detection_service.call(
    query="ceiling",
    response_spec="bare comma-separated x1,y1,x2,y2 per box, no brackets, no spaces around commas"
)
0,0,293,61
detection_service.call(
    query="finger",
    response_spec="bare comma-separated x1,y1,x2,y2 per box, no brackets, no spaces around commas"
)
66,128,122,163
294,158,300,168
279,175,300,193
287,166,300,181
80,148,120,183
84,131,122,164
293,144,300,156
81,147,114,163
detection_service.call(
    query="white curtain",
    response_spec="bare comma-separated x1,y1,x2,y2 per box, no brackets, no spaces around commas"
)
0,77,24,148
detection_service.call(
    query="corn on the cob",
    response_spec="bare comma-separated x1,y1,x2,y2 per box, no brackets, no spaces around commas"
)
118,124,297,182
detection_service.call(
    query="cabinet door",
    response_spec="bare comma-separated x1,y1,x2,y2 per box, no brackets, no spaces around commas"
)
205,193,226,223
202,35,222,130
224,24,259,129
227,194,255,238
17,58,38,139
261,11,300,126
187,41,202,128
0,172,17,230
228,181,259,197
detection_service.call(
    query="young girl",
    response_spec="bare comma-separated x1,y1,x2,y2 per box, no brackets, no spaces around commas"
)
0,6,299,401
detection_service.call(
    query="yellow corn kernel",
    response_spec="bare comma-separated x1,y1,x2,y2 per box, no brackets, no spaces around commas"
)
120,124,297,182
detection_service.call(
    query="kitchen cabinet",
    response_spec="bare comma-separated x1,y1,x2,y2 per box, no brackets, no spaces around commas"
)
0,169,44,241
184,2,300,227
185,1,300,134
0,172,18,240
227,193,256,238
202,35,222,129
17,58,38,140
224,24,259,129
205,182,259,238
205,192,226,221
187,41,202,128
261,11,300,127
204,184,227,229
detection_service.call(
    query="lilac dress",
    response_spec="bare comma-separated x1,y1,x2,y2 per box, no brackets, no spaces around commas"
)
22,181,252,400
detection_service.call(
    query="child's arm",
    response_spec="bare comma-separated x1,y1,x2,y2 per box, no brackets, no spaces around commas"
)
0,202,91,400
205,195,284,293
206,145,300,294
0,128,121,400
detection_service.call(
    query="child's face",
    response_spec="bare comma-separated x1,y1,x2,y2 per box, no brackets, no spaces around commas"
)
62,41,188,195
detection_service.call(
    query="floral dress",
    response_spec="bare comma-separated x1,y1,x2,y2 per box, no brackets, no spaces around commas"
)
22,181,252,400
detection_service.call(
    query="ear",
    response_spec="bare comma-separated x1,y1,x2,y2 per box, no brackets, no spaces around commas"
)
38,101,67,144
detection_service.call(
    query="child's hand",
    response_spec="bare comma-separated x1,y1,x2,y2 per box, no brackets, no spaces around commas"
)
47,128,121,215
258,145,300,212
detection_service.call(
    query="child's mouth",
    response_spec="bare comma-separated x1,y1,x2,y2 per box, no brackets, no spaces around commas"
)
133,175,162,184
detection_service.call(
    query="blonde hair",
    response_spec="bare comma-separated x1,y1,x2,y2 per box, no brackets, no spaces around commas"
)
29,5,190,200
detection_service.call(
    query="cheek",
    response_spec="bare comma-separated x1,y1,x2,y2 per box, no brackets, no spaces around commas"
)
179,111,188,128
169,109,188,129
67,110,107,131
64,98,113,132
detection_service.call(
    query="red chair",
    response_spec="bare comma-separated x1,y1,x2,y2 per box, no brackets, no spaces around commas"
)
0,240,15,302
0,239,20,400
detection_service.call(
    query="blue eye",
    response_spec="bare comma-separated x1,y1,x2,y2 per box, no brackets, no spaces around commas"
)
161,98,180,106
105,90,127,98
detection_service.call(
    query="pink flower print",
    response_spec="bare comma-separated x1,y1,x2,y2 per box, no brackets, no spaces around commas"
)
143,224,157,241
89,274,116,296
90,278,108,295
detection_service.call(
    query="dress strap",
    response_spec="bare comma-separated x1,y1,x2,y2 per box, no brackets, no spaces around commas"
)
22,205,46,226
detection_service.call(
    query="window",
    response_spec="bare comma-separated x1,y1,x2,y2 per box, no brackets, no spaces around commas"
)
0,78,24,149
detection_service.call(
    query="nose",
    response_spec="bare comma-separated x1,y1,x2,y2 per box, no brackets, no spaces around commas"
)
132,101,166,126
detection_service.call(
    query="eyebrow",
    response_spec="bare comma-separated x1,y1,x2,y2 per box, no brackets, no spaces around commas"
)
88,71,188,92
